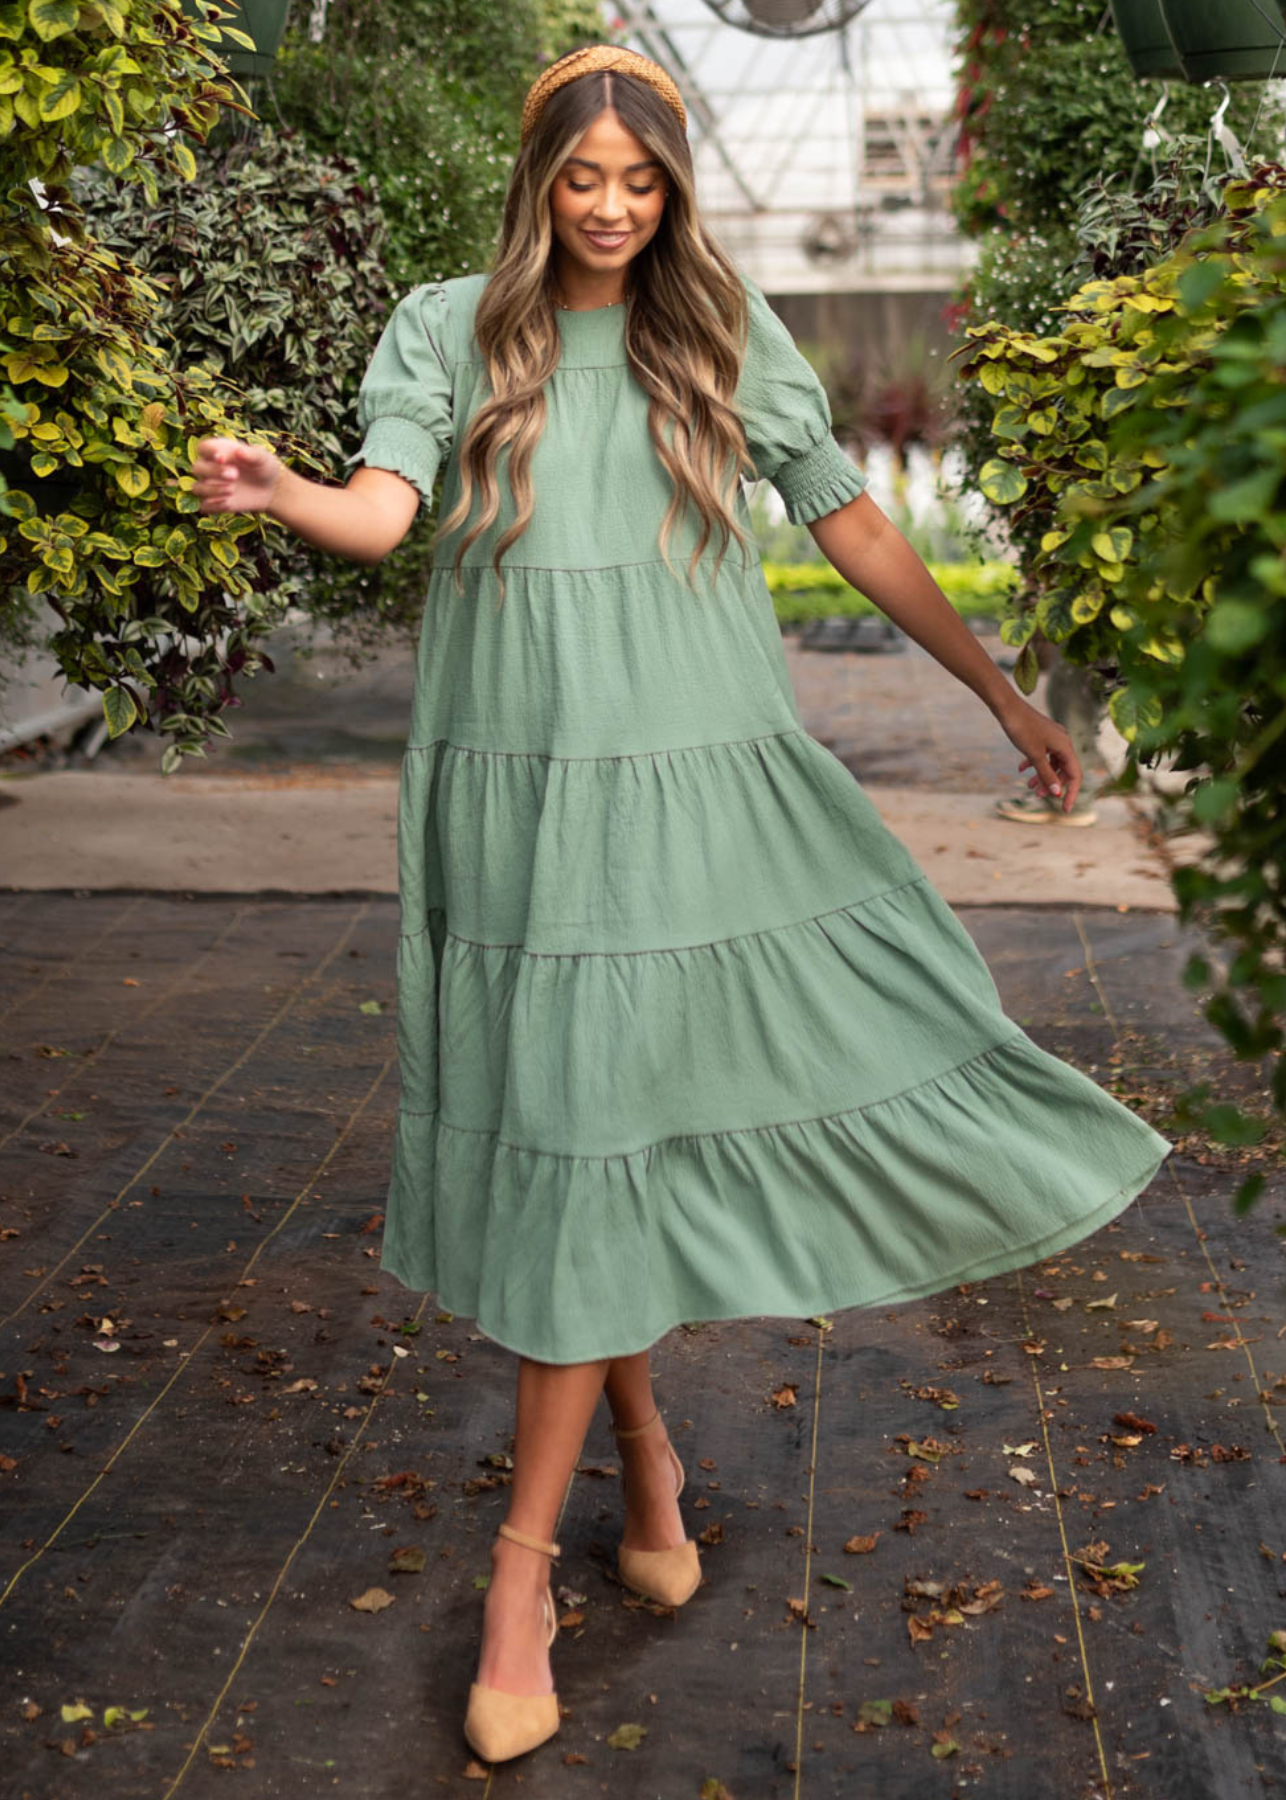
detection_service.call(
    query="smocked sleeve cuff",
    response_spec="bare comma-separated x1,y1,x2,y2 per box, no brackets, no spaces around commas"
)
342,414,443,507
773,433,868,524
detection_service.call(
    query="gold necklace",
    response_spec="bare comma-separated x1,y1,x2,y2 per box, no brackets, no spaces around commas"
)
553,286,626,311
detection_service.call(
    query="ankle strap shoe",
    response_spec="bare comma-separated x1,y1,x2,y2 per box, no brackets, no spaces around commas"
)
463,1521,562,1763
612,1408,702,1607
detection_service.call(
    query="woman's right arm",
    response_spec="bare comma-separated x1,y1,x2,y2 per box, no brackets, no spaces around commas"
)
191,437,420,565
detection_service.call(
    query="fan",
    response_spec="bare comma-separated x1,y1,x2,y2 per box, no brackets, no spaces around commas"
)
700,0,872,39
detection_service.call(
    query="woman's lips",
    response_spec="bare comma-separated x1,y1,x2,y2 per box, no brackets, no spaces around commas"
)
585,231,630,249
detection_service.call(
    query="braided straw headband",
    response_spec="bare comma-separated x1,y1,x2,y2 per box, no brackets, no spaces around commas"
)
520,45,687,146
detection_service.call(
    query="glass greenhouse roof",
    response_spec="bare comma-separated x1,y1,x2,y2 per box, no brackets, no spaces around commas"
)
614,0,965,289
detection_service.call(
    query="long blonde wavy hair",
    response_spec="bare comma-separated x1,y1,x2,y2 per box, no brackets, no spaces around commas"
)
434,65,759,602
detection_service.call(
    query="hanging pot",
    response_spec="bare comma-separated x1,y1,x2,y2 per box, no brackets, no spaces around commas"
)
180,0,292,79
1161,0,1286,83
1109,0,1186,80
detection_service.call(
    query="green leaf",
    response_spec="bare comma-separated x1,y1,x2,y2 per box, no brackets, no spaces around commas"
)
1209,468,1280,523
1178,260,1226,313
359,999,384,1016
979,459,1027,505
101,132,134,174
1108,684,1163,743
170,139,197,181
1092,526,1133,563
1207,600,1268,653
1192,778,1239,825
102,686,138,738
28,0,81,40
114,464,149,498
37,73,81,121
607,1723,647,1751
1101,385,1139,420
819,1572,852,1590
1014,640,1039,695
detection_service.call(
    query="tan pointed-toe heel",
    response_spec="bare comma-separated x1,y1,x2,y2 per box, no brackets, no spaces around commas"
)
613,1407,702,1607
463,1521,562,1763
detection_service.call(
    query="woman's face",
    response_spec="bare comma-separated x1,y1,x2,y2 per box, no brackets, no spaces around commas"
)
549,107,669,290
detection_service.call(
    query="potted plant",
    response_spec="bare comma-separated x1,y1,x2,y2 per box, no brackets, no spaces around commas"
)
1161,0,1286,83
1109,0,1185,80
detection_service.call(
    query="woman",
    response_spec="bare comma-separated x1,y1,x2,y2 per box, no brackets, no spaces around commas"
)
191,43,1173,1766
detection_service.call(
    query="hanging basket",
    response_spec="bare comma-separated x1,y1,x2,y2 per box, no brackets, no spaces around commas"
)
180,0,292,79
1109,0,1185,80
1161,0,1286,83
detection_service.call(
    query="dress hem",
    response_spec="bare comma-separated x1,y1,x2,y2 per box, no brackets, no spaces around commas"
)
377,1144,1171,1365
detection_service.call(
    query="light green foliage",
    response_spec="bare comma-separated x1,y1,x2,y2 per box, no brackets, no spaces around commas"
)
956,173,1286,1146
0,1,322,769
764,557,1019,629
270,0,612,296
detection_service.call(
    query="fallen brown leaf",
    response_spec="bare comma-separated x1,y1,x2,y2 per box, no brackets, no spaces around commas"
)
349,1587,395,1613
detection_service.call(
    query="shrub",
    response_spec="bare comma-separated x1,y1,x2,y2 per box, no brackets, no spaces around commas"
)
955,174,1286,1179
0,0,326,769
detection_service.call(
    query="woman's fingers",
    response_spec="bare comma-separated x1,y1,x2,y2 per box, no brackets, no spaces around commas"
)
1017,734,1081,808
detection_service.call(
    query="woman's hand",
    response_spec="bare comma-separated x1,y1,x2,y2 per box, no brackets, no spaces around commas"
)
191,437,284,515
997,696,1082,812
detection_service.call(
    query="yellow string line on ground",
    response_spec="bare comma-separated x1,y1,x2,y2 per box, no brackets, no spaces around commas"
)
0,893,144,1028
1014,1267,1115,1800
1072,914,1284,1456
1163,1160,1286,1457
0,1048,395,1611
792,1324,826,1800
0,902,369,1336
0,904,252,1156
162,1283,430,1797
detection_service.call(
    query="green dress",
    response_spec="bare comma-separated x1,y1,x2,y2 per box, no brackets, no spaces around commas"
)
346,271,1174,1364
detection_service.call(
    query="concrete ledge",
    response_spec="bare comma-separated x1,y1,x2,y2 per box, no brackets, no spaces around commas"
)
0,769,1192,909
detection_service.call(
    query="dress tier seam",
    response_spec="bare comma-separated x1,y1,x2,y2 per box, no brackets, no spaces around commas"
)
428,555,758,573
401,725,805,763
397,1026,1033,1162
398,873,928,959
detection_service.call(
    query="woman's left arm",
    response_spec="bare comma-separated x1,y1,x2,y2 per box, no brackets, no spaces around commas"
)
808,491,1083,814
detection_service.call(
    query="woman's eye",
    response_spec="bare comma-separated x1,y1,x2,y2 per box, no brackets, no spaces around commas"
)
566,181,656,195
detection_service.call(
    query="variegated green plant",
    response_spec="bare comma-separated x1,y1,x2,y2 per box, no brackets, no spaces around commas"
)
0,0,326,770
957,173,1286,1168
950,170,1286,747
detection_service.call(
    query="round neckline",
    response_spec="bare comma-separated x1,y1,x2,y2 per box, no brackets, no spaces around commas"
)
555,297,626,314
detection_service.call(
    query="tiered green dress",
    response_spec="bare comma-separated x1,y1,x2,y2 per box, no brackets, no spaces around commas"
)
346,271,1174,1365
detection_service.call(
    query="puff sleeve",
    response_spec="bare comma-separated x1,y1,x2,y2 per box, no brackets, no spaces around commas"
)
342,282,455,507
734,273,868,525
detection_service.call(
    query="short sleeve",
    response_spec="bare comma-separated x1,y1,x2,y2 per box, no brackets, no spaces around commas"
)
342,282,455,507
734,273,868,525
